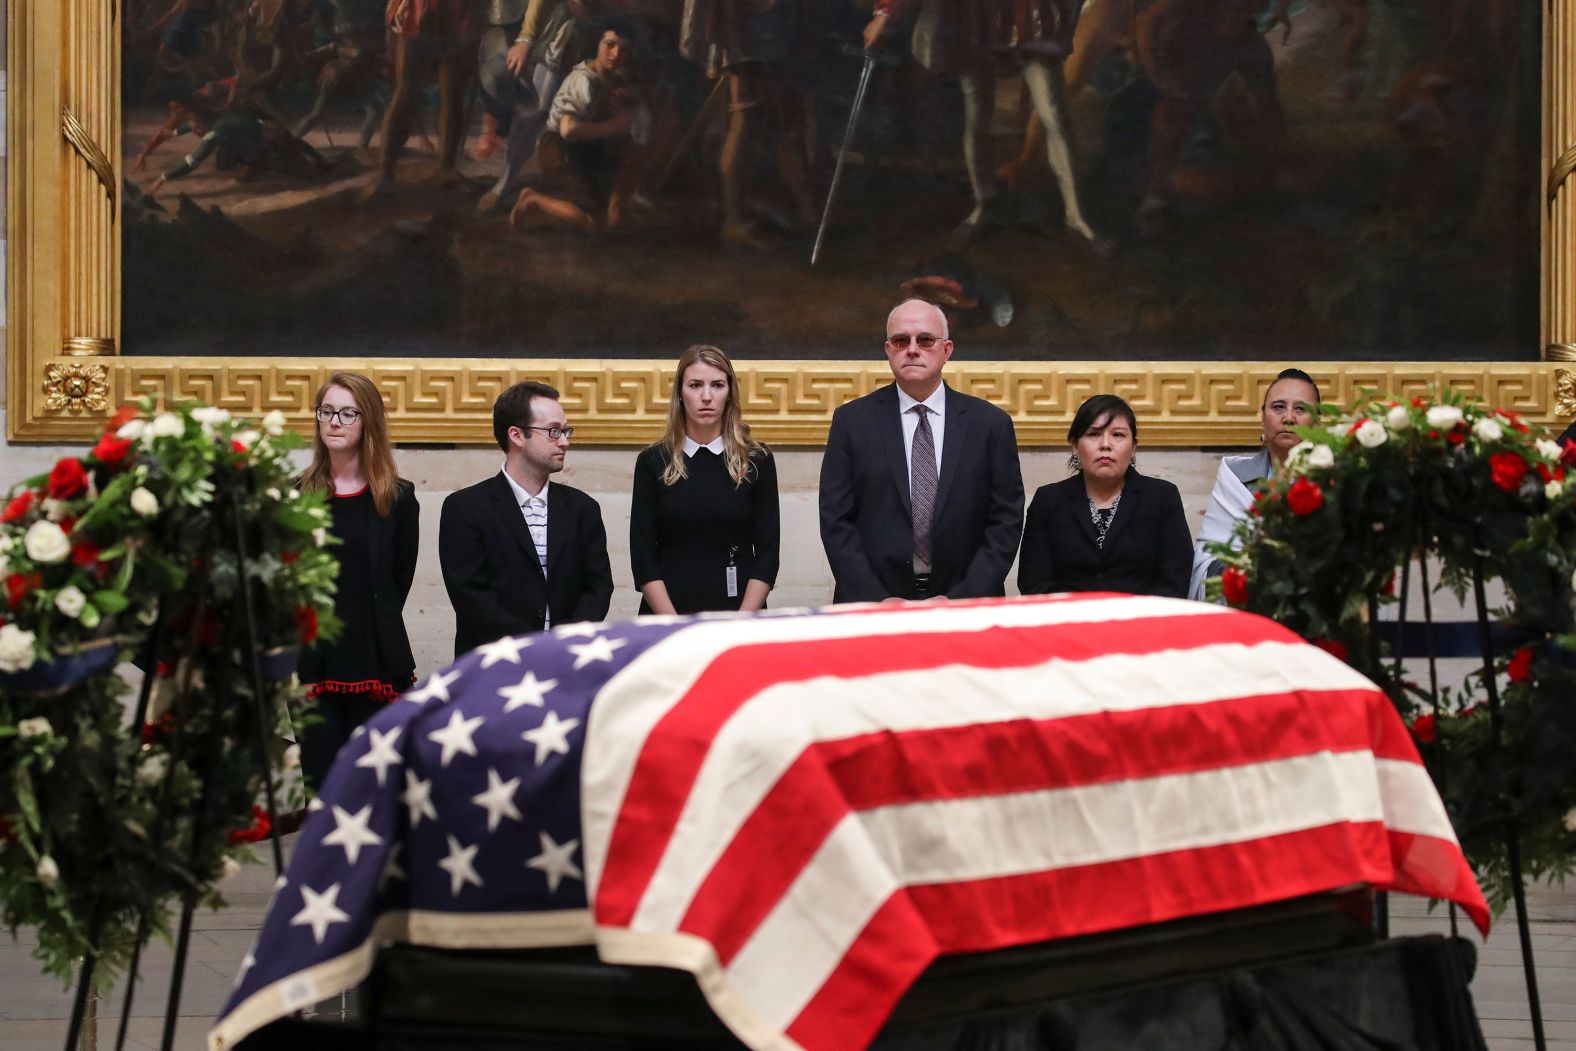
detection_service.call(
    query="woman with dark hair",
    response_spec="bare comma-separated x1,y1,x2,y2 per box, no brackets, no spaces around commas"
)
296,371,419,790
1188,368,1321,599
1018,394,1193,598
630,345,780,614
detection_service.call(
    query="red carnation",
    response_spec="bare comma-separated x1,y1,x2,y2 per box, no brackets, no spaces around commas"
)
91,433,134,469
5,572,41,610
280,551,299,565
46,458,89,499
71,540,103,568
1507,646,1534,683
1221,567,1249,606
1445,426,1466,446
1561,439,1576,468
1488,450,1529,492
105,405,140,433
1410,713,1437,743
228,805,272,845
1312,638,1349,662
1,491,34,524
1536,462,1566,484
231,439,248,456
1286,477,1324,516
295,606,318,644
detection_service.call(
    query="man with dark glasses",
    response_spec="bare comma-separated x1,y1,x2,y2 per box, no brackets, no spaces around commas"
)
819,299,1024,603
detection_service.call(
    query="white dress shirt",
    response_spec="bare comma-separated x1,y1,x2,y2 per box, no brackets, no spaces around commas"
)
502,466,551,627
897,384,947,480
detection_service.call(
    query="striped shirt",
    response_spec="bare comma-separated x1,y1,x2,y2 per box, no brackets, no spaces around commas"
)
502,468,551,628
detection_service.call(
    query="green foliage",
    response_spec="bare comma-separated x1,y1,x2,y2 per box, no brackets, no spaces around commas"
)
1209,390,1576,913
0,402,336,982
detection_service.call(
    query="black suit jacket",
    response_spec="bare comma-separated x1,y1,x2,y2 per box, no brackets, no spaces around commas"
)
819,383,1024,602
439,473,614,658
1017,471,1193,598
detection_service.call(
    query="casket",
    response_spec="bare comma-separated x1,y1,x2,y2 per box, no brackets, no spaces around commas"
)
210,595,1490,1051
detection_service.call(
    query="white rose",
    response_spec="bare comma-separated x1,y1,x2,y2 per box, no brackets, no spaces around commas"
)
220,856,243,881
1537,438,1563,460
1548,480,1565,500
1565,806,1576,833
282,743,301,770
0,625,38,673
287,488,300,500
312,527,328,548
262,410,288,436
1354,420,1387,448
233,429,261,450
35,856,59,885
17,716,52,738
1386,404,1411,431
1425,405,1464,429
53,586,86,619
1472,417,1504,442
1307,444,1336,469
0,534,11,554
151,412,183,438
190,406,231,433
137,753,168,786
42,499,70,522
129,487,159,517
24,521,71,564
117,418,147,442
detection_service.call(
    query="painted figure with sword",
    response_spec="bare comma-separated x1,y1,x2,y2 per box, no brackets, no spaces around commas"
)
862,0,1112,253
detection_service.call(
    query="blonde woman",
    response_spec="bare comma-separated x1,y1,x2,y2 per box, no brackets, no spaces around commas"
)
297,372,419,789
630,345,780,614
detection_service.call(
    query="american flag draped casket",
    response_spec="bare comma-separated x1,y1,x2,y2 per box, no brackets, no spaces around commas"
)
208,593,1490,1051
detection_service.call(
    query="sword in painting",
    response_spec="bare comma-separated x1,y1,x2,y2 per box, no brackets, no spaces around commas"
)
811,46,897,267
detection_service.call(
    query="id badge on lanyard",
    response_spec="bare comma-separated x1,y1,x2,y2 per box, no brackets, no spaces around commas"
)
726,545,739,598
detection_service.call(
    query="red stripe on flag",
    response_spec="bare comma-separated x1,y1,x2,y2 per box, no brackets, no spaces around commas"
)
781,892,937,1051
783,824,1398,1051
598,613,1314,925
681,689,1391,963
1380,829,1490,934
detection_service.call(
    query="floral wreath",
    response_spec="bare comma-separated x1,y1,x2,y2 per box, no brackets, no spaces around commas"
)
1209,390,1576,911
0,401,340,982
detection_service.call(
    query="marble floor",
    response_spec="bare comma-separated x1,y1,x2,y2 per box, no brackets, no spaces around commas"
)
2,845,1572,1051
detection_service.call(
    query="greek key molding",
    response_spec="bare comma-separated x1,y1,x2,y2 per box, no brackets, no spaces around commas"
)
10,359,1566,445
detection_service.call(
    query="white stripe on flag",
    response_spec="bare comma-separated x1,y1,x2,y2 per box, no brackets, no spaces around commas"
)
723,750,1388,1029
631,640,1377,931
1375,757,1461,843
582,595,1238,893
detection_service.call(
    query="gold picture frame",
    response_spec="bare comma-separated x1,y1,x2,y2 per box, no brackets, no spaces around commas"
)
10,2,1576,446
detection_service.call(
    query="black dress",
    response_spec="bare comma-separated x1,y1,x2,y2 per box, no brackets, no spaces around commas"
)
297,480,420,788
630,444,780,614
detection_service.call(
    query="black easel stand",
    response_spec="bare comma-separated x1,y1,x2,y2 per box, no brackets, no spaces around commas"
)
61,470,290,1051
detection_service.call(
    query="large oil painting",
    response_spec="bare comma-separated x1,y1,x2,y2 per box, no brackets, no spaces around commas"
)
120,0,1541,361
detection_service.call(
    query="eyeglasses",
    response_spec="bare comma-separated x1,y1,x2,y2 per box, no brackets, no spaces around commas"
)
886,333,943,350
525,425,574,441
316,406,362,425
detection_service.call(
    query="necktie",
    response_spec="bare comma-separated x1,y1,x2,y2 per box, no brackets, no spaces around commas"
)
910,406,936,573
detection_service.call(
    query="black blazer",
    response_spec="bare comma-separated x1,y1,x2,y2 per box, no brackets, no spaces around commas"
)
439,473,614,658
819,383,1024,602
299,478,420,688
1017,471,1193,598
